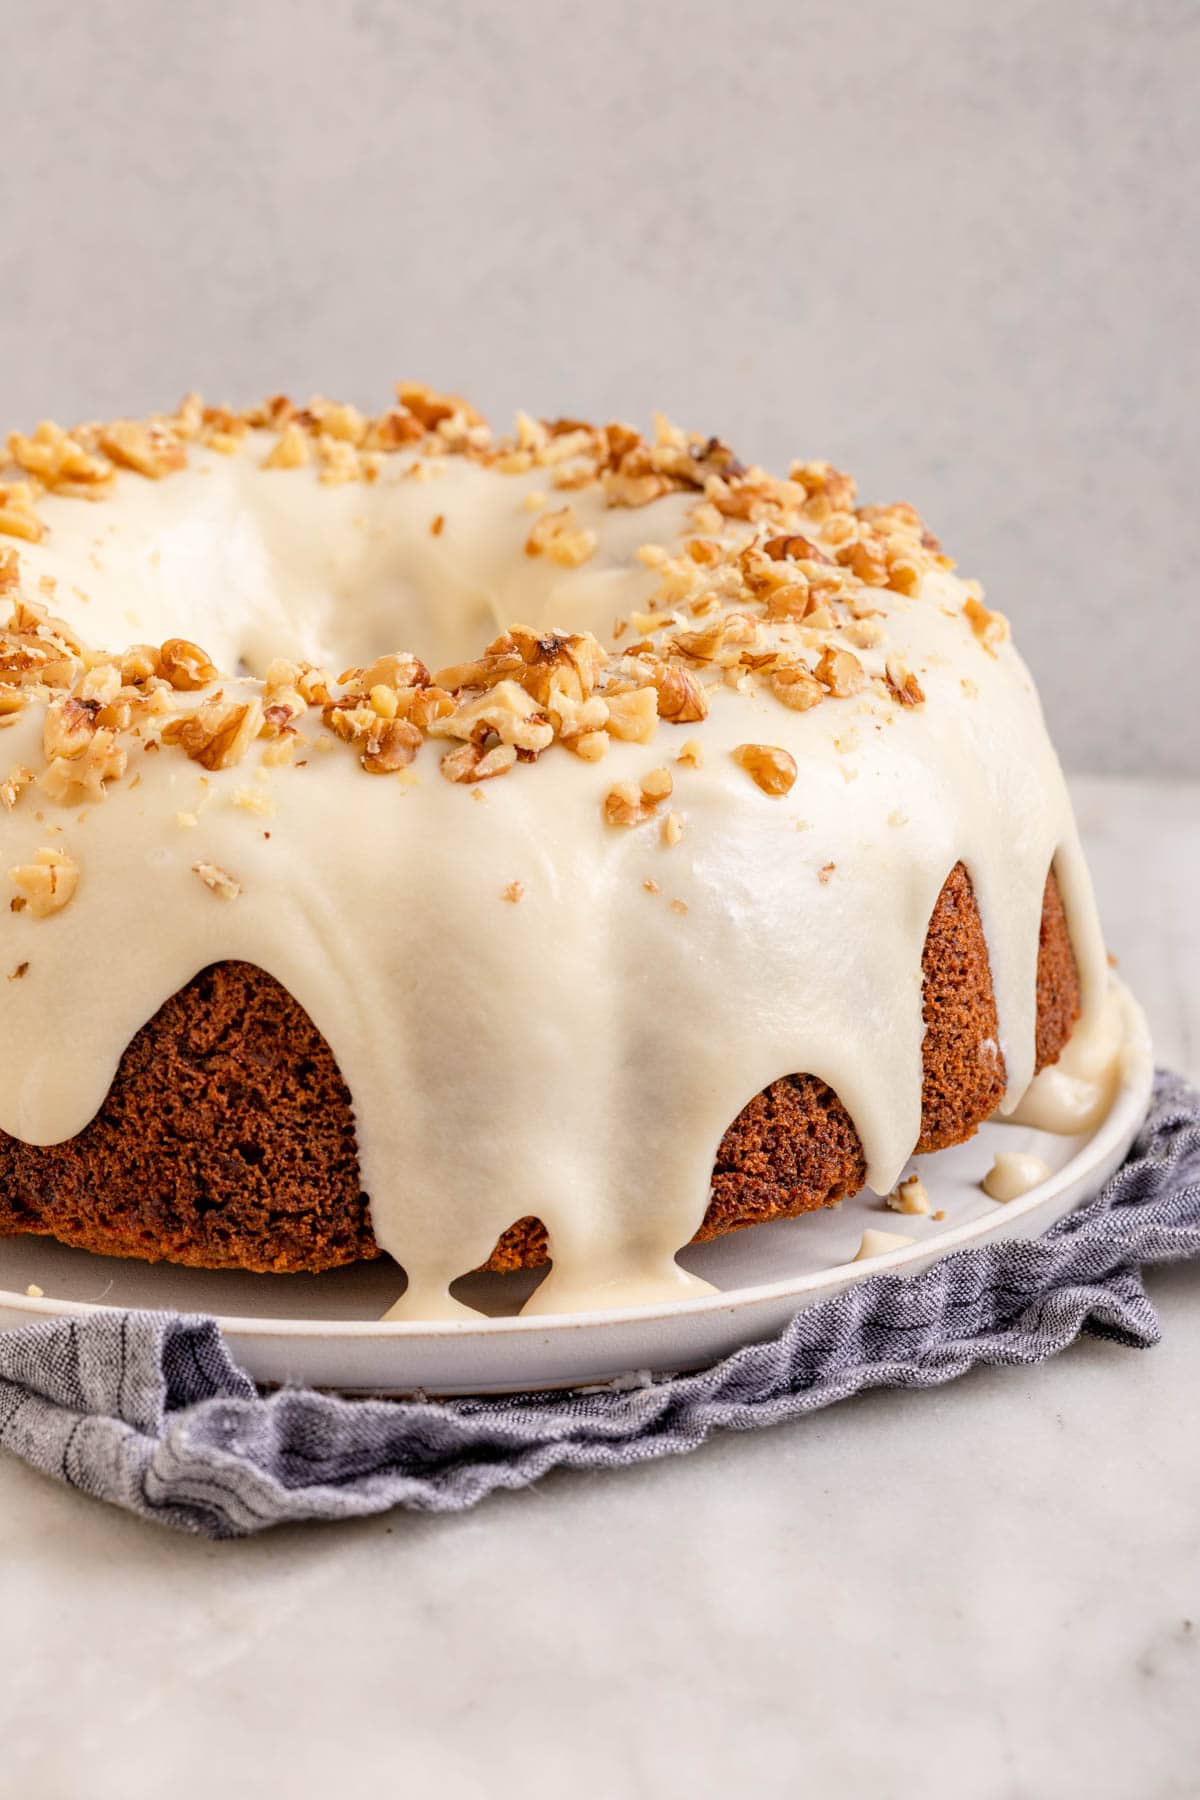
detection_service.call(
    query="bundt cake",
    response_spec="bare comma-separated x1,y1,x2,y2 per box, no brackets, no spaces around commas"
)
0,387,1109,1317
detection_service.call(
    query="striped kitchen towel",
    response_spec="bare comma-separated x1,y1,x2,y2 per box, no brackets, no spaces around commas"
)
0,1069,1197,1537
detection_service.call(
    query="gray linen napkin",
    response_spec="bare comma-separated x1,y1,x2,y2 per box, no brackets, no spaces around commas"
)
1,1070,1197,1538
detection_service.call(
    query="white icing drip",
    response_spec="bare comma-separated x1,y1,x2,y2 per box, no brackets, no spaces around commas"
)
982,1152,1052,1203
852,1229,915,1261
1005,979,1124,1134
0,440,1110,1316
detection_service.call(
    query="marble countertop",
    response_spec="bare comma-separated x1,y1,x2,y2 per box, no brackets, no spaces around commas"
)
1,774,1197,1800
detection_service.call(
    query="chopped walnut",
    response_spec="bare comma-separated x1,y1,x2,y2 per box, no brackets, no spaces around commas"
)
676,737,703,768
524,505,598,568
762,532,831,565
604,686,659,744
361,717,422,774
8,847,80,918
887,1175,931,1215
40,728,127,803
165,692,264,771
885,657,926,707
603,766,673,826
964,596,1009,655
428,680,554,755
648,661,708,724
192,860,241,900
7,421,112,494
769,660,824,713
731,743,797,797
440,740,517,783
262,423,310,470
661,810,684,847
0,764,34,809
160,638,219,691
0,481,45,543
502,880,525,904
99,419,187,479
814,645,866,698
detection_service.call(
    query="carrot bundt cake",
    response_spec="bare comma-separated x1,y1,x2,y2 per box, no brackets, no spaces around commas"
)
0,387,1110,1316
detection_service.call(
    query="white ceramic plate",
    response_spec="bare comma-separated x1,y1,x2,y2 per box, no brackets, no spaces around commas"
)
0,981,1153,1394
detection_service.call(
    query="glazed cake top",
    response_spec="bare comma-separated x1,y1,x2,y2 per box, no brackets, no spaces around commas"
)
0,386,1111,1317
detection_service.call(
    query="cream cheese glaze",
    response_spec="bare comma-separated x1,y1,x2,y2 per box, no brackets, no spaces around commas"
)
0,425,1111,1318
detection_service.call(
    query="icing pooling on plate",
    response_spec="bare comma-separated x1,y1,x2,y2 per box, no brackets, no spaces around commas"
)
0,436,1109,1317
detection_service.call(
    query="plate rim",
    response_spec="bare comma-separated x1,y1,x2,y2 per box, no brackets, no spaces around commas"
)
0,978,1154,1342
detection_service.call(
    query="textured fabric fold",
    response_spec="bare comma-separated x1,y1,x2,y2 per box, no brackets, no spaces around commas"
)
1,1070,1197,1537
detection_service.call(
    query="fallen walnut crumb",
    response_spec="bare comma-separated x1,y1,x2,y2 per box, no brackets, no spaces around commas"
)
887,1174,931,1216
502,880,525,904
192,860,241,900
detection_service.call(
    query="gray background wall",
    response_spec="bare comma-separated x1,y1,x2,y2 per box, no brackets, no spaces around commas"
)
1,0,1196,774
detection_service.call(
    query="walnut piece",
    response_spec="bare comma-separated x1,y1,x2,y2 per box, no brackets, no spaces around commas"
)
884,657,926,707
731,743,797,796
8,847,80,918
769,660,824,713
648,662,708,724
165,692,264,770
964,596,1009,656
603,766,673,826
160,638,219,691
814,646,866,698
192,861,241,900
99,419,187,479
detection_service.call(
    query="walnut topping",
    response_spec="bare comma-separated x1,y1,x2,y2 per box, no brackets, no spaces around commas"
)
884,657,926,707
440,740,518,783
964,595,1009,655
8,421,112,494
41,726,127,803
361,717,422,774
99,419,187,480
768,659,824,713
818,862,836,883
603,686,659,743
0,386,978,806
603,766,673,826
262,423,310,470
502,880,525,904
428,681,554,756
814,645,866,698
661,810,684,847
524,505,598,568
731,743,797,796
8,847,79,918
192,860,241,900
0,482,45,543
762,533,831,565
0,765,34,809
42,696,98,762
165,692,264,771
676,737,703,767
647,661,708,724
155,638,218,692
